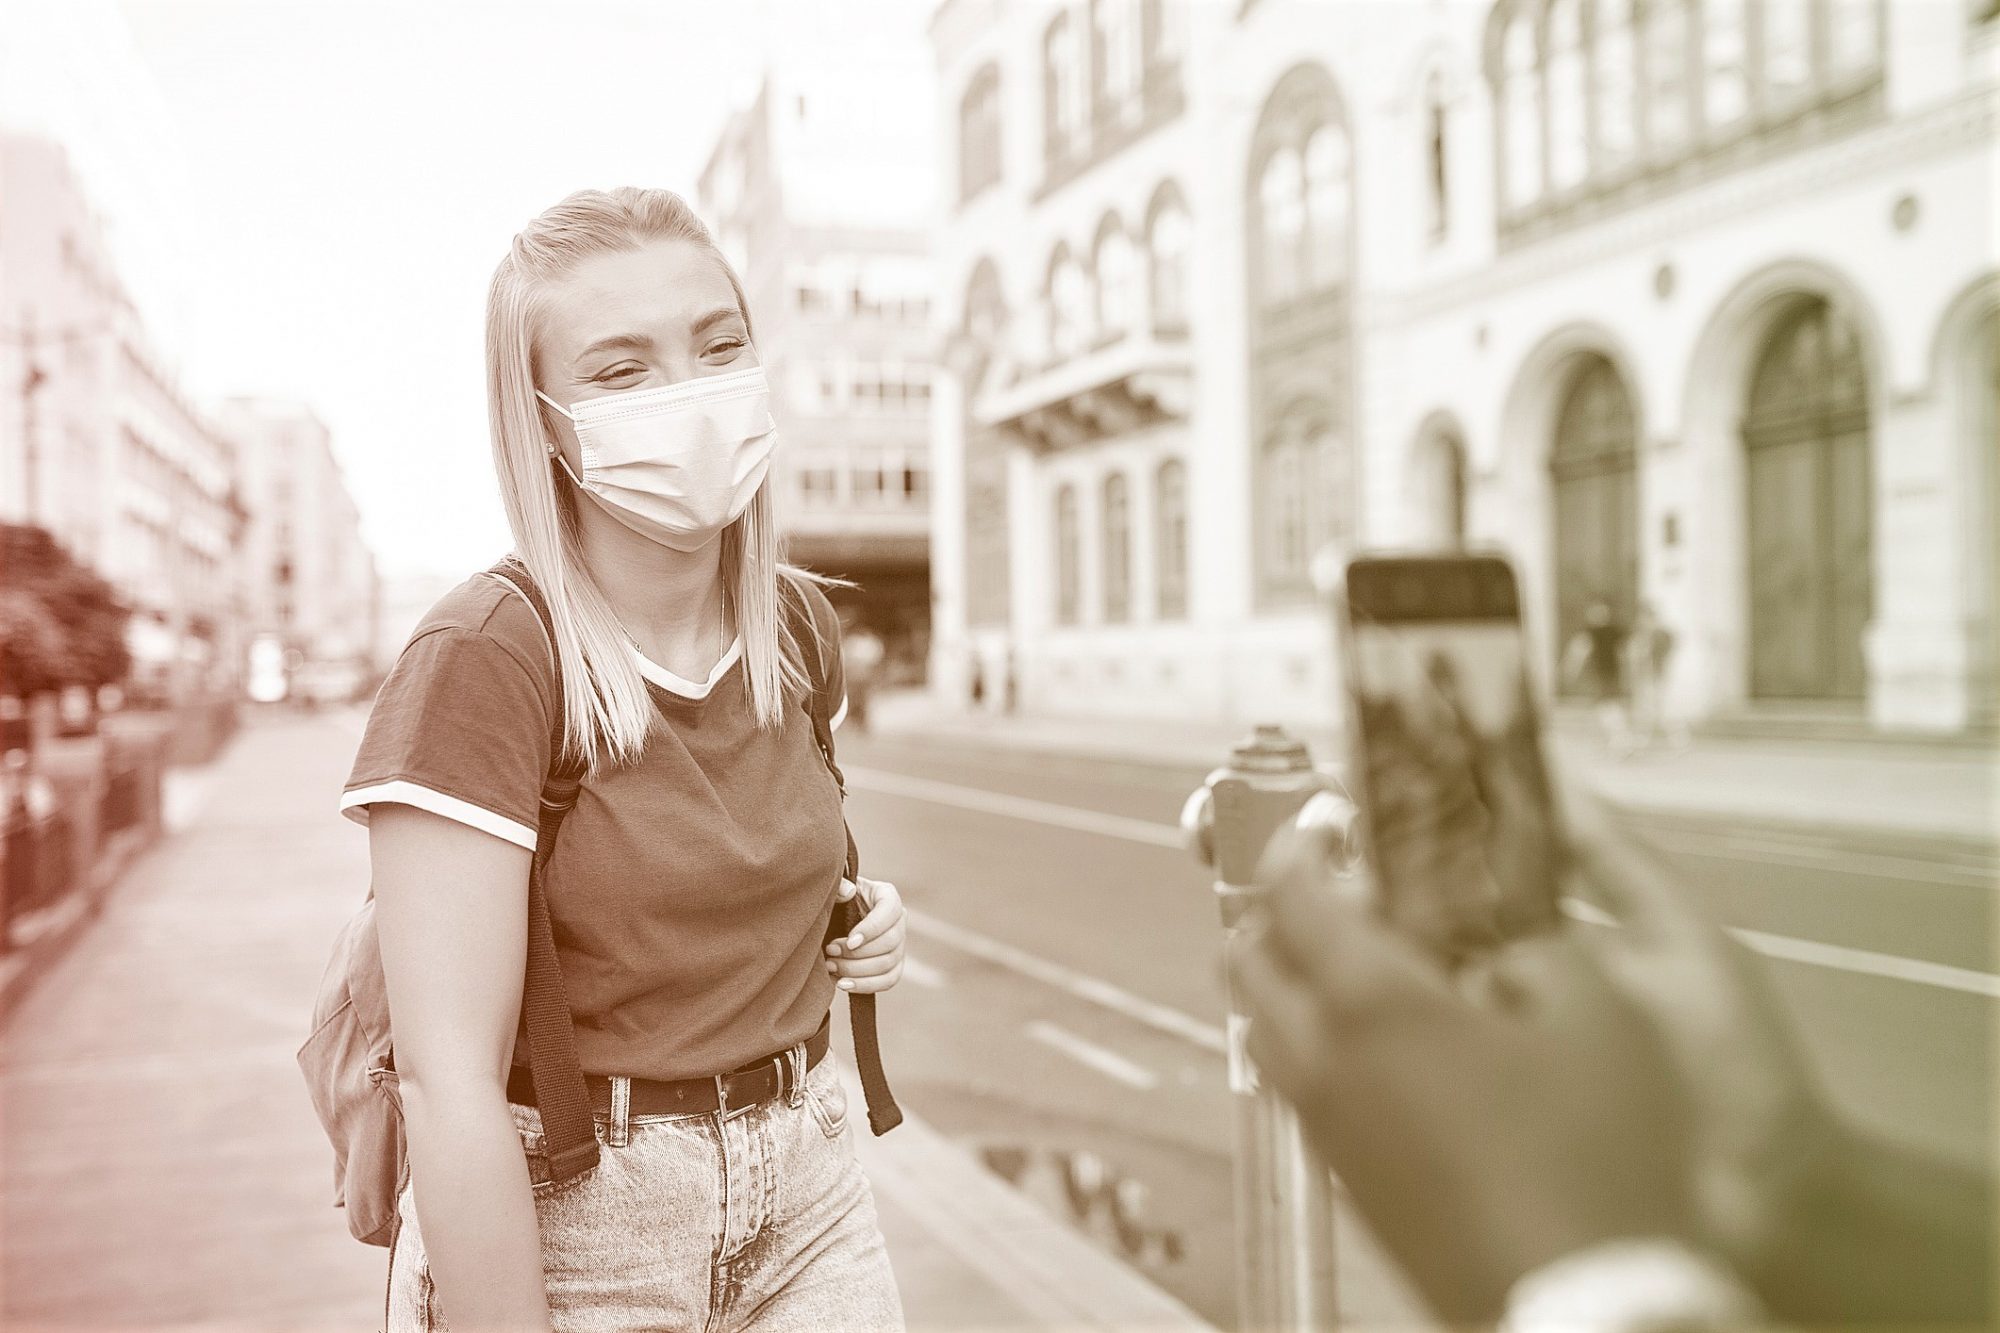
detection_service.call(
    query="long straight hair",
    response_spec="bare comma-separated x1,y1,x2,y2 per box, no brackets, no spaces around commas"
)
486,187,821,773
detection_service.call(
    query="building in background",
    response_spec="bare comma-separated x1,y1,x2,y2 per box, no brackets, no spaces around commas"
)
220,398,380,705
698,49,937,677
930,0,2000,736
0,132,247,707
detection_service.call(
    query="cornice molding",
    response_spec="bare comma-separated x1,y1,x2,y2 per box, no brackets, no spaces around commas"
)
1378,85,1999,327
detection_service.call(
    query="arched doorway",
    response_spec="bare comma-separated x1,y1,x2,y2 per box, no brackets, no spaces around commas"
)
1551,354,1639,679
1744,297,1872,701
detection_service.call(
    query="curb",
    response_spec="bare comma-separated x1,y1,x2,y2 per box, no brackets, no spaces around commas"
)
842,1064,1216,1333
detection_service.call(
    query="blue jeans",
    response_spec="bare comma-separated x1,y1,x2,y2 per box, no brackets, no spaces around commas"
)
386,1051,904,1331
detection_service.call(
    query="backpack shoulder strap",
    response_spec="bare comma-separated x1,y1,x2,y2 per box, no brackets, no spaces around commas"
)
785,574,902,1136
482,556,599,1184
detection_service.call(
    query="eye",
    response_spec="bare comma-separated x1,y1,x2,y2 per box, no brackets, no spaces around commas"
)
592,363,645,384
704,338,747,359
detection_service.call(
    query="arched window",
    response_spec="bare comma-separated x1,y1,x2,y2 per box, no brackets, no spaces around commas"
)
1423,71,1450,239
1146,185,1192,333
1313,424,1354,553
1102,472,1132,622
1257,147,1305,305
1303,125,1352,288
1502,14,1543,209
1095,0,1141,123
1702,0,1750,133
1055,484,1081,625
1093,217,1140,343
1643,0,1693,153
1593,0,1638,170
1763,0,1813,104
1264,425,1313,589
1545,0,1588,190
1045,14,1085,163
1155,458,1188,619
1045,245,1088,362
1827,0,1881,79
1248,66,1352,605
958,65,1003,203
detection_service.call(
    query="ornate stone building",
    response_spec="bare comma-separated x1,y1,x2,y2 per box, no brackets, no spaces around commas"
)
929,0,1999,734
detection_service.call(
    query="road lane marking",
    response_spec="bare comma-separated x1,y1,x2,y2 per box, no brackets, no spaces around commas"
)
1025,1020,1161,1090
1729,928,2000,998
908,911,1227,1054
859,760,1993,998
1561,899,2000,998
843,766,1184,849
900,956,948,989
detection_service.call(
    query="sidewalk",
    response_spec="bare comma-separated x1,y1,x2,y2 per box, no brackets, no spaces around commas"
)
0,712,1211,1332
867,692,1999,852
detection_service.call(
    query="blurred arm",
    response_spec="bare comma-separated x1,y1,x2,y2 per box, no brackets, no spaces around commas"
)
371,802,553,1332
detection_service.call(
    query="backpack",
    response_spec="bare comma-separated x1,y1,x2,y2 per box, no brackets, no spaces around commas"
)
297,558,898,1247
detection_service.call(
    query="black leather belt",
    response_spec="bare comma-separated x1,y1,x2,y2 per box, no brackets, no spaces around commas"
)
507,1016,830,1120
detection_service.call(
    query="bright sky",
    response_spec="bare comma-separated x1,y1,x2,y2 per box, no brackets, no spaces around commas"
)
5,0,933,581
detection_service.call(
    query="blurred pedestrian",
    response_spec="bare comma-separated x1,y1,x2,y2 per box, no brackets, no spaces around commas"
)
1625,601,1685,752
840,616,885,734
1235,792,1994,1328
1562,600,1633,756
342,187,906,1331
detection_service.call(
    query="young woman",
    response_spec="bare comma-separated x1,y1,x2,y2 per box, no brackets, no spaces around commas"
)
339,187,907,1331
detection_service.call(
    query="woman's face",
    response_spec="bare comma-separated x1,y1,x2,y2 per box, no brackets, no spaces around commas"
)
535,238,757,467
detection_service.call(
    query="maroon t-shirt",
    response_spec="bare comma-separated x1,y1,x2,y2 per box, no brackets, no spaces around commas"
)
341,572,848,1082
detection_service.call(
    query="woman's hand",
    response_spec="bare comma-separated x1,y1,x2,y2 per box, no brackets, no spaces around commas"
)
825,877,906,993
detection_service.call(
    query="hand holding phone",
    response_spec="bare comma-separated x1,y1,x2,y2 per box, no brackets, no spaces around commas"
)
1335,554,1565,963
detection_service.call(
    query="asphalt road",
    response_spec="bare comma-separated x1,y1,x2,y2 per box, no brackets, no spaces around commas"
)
837,729,1998,1330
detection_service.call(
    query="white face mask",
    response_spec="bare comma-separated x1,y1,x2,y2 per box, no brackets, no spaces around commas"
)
538,364,777,553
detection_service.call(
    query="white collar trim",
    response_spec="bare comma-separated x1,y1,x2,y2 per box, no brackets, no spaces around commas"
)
627,636,742,700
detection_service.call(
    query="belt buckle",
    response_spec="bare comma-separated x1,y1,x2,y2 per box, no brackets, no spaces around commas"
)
714,1071,753,1121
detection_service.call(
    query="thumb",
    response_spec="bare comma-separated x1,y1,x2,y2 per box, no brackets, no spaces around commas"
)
834,877,858,903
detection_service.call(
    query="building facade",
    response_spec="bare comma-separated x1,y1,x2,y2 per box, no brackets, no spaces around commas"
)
930,0,1999,735
698,70,937,674
219,397,380,702
0,133,248,706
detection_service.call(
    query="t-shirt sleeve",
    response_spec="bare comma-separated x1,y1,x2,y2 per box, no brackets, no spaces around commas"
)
339,626,552,851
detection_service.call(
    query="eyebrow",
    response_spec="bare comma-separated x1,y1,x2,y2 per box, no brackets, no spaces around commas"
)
572,332,653,364
691,306,747,336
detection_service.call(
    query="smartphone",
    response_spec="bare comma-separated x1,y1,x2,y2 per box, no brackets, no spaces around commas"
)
1335,554,1565,961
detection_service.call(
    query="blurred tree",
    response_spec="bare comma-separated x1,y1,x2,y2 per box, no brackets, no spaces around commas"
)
0,524,132,698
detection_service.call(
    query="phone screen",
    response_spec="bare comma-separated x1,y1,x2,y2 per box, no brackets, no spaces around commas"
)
1341,556,1564,960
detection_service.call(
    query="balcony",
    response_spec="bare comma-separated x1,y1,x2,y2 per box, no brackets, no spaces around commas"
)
973,330,1191,451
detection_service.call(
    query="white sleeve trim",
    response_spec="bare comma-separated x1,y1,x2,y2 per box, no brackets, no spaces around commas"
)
339,781,539,852
830,694,849,731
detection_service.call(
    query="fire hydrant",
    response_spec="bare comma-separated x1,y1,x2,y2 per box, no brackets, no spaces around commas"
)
1181,724,1355,1332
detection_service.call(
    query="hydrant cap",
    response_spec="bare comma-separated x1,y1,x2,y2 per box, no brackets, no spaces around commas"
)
1229,723,1313,774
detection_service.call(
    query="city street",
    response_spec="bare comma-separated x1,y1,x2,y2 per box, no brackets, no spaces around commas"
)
0,704,1990,1330
836,725,1997,1329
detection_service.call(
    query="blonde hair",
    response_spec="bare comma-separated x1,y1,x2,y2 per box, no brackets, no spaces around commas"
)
486,187,822,772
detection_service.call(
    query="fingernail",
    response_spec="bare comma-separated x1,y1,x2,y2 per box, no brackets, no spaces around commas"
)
826,942,842,956
847,933,863,949
838,979,854,991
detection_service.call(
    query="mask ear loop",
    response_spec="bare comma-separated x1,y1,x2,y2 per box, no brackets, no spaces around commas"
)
535,389,589,490
546,441,587,490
